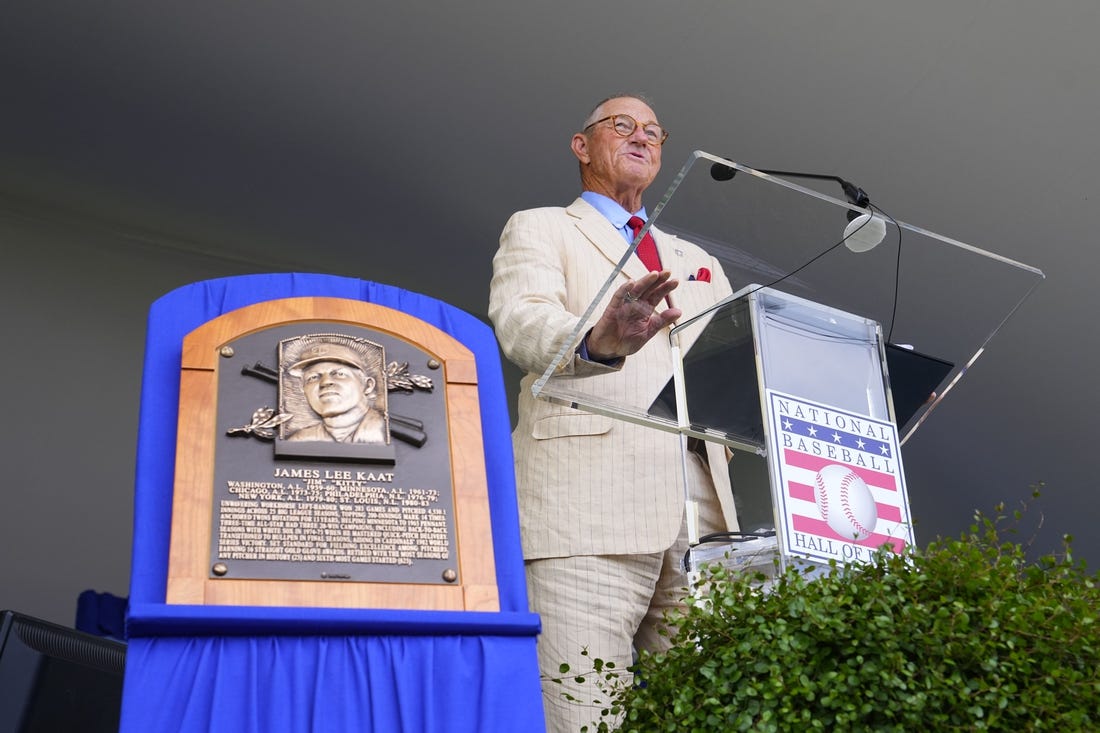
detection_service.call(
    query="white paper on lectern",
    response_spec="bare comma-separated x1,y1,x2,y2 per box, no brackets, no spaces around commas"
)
757,312,889,422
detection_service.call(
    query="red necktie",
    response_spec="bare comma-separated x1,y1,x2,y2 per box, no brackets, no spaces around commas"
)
627,216,662,272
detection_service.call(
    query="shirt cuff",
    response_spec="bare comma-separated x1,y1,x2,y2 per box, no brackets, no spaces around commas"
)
577,329,624,367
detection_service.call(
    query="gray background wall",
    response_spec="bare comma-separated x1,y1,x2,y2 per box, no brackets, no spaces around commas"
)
2,1,1097,627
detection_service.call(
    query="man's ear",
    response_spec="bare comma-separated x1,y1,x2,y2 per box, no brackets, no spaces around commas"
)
362,376,376,395
571,132,590,164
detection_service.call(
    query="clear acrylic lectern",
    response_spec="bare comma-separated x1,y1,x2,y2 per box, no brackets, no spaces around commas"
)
531,151,1044,577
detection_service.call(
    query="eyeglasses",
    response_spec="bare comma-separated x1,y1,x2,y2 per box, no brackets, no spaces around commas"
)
583,114,669,146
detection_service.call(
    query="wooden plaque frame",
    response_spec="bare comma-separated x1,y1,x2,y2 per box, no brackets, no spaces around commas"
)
165,296,499,611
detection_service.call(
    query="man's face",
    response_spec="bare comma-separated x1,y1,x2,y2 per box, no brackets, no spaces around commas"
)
300,360,373,417
574,96,663,196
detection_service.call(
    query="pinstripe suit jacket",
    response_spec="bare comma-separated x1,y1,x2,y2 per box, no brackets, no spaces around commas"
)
489,197,740,559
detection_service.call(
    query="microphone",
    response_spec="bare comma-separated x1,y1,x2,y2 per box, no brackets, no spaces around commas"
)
709,159,886,251
843,213,888,253
710,160,737,181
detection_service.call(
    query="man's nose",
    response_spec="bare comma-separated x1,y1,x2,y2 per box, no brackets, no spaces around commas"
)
627,124,651,145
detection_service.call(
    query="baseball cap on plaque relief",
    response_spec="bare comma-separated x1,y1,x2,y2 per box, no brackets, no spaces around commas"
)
765,389,915,567
165,297,499,612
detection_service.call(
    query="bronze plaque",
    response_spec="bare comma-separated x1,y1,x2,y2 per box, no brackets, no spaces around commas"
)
167,296,498,611
212,323,456,585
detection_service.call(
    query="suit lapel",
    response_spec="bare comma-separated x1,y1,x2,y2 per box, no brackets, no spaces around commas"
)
567,198,651,282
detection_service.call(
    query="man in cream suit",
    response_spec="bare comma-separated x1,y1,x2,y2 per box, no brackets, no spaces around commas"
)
489,95,739,732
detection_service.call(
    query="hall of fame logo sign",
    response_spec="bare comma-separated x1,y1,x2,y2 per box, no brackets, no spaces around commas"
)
765,390,915,566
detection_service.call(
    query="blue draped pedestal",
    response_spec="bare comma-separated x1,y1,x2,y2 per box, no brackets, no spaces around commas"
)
121,274,544,733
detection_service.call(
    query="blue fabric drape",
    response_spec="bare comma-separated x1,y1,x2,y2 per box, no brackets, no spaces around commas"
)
125,635,540,733
121,274,543,733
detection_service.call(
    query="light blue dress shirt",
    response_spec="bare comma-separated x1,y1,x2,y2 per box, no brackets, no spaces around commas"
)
580,190,648,245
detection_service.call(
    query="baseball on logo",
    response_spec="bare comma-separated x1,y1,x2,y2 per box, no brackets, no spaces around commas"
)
814,464,878,541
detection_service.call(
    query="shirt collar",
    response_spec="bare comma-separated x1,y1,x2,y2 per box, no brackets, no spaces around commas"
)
580,191,648,232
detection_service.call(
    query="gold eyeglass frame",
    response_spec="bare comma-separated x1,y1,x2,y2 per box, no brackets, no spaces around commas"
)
583,114,669,146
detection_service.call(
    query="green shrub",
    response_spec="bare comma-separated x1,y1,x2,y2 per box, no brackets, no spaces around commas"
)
580,501,1100,732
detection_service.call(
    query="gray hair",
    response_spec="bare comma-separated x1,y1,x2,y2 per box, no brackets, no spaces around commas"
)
580,93,657,132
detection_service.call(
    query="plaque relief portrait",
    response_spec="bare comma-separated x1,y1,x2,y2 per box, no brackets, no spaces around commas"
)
279,334,390,445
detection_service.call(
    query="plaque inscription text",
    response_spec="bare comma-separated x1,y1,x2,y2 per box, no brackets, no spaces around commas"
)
217,475,449,566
